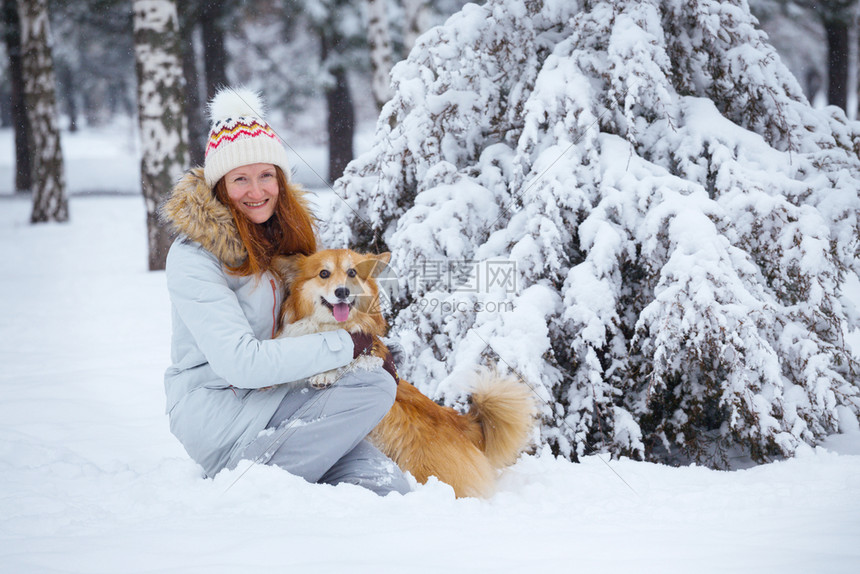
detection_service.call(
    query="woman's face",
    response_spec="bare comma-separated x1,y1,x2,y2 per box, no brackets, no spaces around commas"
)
223,163,279,224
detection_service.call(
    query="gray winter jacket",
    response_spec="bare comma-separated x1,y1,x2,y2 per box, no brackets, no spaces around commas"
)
161,168,353,477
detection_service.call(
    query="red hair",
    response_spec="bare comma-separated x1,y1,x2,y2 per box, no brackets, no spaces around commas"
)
214,166,317,276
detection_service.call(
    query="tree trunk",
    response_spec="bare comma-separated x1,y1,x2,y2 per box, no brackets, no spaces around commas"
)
181,37,206,167
321,31,354,183
327,66,355,182
824,15,850,110
133,0,189,271
200,0,228,101
3,0,32,193
58,63,79,133
18,0,67,222
402,0,430,53
366,0,392,111
179,18,206,166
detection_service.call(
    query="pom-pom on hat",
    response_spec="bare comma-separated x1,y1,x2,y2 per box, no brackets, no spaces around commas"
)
203,87,291,188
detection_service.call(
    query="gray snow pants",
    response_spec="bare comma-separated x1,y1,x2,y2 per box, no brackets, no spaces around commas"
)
239,367,411,496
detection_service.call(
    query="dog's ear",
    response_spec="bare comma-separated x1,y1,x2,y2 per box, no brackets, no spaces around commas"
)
355,252,391,279
272,254,305,285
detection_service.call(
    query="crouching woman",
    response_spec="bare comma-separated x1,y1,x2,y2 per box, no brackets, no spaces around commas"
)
159,87,409,496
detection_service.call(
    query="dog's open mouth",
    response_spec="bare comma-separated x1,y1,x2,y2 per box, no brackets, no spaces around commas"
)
321,298,352,322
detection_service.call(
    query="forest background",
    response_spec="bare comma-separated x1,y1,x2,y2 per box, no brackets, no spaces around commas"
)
2,0,859,198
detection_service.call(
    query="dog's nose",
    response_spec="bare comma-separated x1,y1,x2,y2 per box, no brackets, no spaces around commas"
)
334,286,350,300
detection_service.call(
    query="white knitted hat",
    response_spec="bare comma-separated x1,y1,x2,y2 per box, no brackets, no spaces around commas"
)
203,87,291,188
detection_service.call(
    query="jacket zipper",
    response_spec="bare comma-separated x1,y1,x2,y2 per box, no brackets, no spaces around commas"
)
270,278,278,339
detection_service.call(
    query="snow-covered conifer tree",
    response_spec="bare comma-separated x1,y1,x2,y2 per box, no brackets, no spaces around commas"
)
134,0,188,271
322,0,860,468
19,0,67,223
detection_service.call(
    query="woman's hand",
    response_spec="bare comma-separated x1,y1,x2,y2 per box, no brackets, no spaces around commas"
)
350,332,374,358
350,332,399,385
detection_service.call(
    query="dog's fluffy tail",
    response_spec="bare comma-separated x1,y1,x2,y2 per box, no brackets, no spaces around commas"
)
468,368,537,469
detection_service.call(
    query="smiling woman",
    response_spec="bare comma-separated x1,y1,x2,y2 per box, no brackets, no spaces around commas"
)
211,161,315,277
157,87,409,496
222,163,279,224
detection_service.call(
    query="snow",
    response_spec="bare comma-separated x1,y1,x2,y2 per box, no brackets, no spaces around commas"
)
1,123,860,573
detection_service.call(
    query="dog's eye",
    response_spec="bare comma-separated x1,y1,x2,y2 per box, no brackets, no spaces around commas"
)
319,269,330,279
347,268,357,278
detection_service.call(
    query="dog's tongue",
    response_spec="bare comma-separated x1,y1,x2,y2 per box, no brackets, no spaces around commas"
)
333,302,350,322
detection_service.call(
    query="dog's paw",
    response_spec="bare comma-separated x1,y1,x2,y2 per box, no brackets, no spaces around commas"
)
309,369,340,389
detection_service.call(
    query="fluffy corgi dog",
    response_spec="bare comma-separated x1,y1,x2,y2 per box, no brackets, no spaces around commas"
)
274,249,536,498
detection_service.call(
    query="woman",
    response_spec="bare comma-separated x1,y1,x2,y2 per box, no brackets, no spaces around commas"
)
160,87,409,496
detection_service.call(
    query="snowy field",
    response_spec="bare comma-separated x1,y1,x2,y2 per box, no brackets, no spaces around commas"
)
1,125,860,573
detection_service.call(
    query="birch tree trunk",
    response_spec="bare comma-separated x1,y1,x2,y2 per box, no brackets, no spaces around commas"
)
366,0,392,111
133,0,188,271
18,0,67,222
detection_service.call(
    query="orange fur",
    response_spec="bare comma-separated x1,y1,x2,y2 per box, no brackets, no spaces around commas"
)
274,249,536,497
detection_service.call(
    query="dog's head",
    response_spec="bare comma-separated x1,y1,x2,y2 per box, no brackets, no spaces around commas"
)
275,249,390,335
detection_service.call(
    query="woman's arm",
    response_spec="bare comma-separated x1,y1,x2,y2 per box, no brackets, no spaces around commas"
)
166,240,354,389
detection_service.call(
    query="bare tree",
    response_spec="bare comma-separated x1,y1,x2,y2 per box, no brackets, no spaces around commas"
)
812,0,857,110
321,28,355,183
177,1,206,167
304,1,358,183
366,0,393,111
18,0,67,222
200,0,228,100
402,0,430,52
3,0,32,194
133,0,188,271
772,0,860,111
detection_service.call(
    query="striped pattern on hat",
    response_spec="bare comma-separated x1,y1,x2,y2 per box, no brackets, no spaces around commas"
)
205,118,279,155
203,88,291,188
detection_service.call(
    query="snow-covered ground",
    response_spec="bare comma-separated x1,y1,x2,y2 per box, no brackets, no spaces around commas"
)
1,125,859,573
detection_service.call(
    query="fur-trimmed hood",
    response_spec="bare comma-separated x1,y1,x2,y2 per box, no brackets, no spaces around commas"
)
160,167,319,268
160,168,247,267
